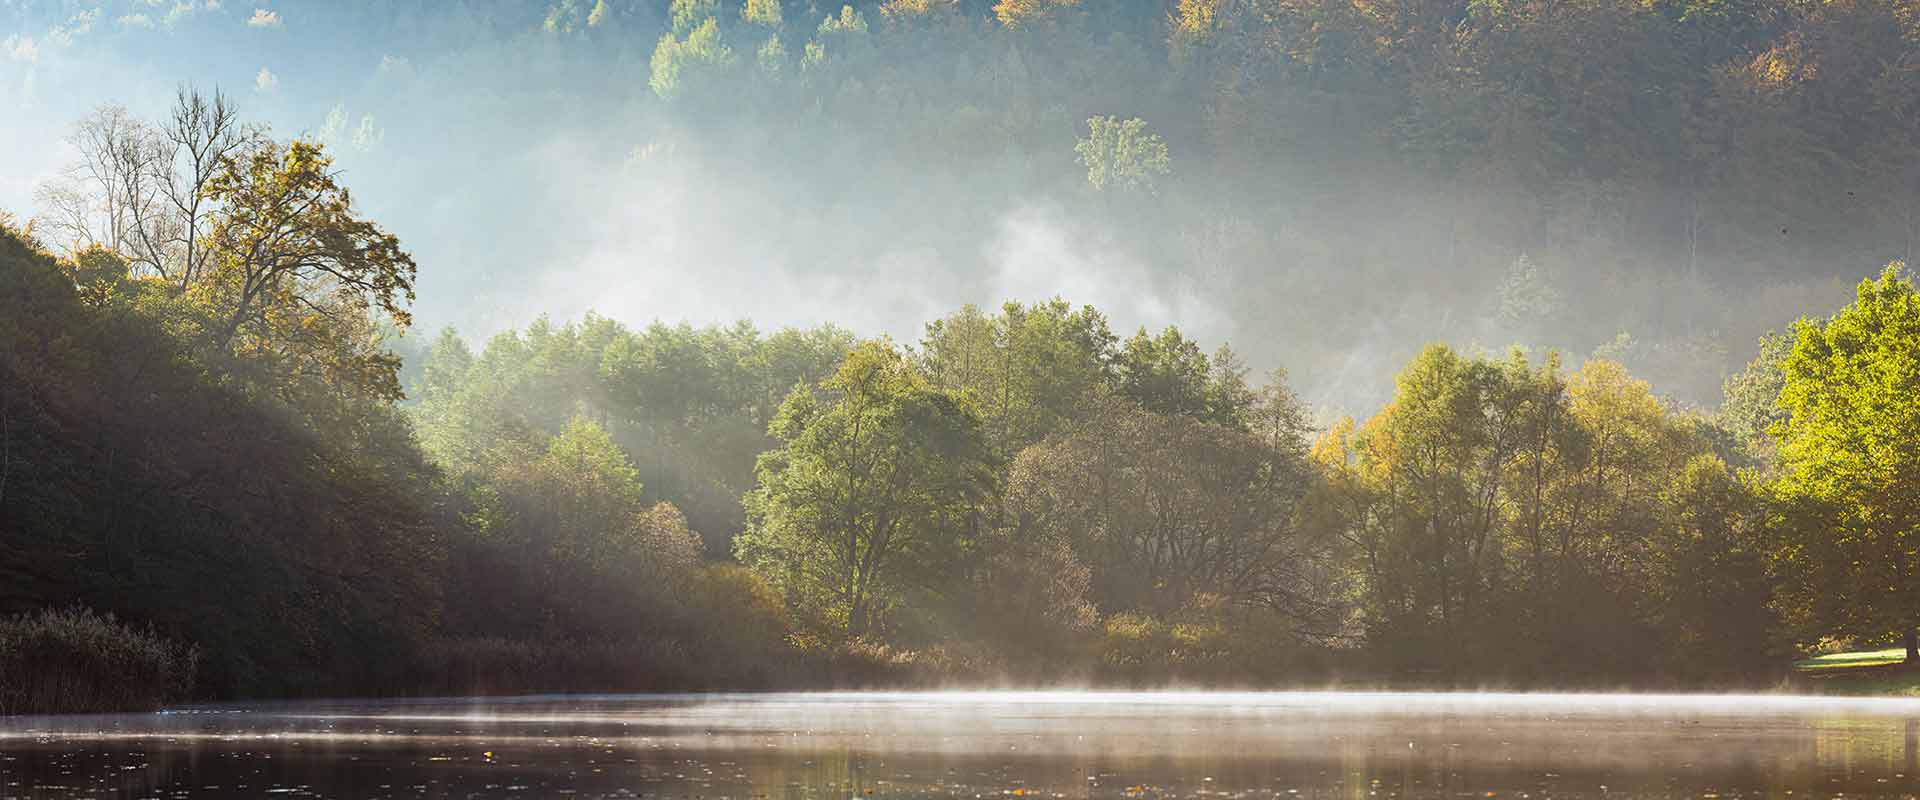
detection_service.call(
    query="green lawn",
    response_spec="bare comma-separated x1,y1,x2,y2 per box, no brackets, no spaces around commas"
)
1793,647,1910,672
1791,647,1920,695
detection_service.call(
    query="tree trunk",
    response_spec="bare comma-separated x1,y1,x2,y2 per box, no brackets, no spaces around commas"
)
1905,628,1917,664
847,590,868,640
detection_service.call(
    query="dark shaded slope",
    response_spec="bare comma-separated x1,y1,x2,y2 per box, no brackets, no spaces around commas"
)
0,227,443,699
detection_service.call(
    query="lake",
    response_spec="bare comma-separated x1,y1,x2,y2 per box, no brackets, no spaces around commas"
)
2,691,1918,799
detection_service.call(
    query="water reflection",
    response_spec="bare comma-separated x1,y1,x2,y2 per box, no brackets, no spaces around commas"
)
2,692,1920,799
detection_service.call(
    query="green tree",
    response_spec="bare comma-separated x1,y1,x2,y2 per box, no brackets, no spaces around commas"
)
736,340,995,639
802,5,870,70
994,0,1081,29
1075,116,1172,194
1006,395,1330,621
34,96,409,410
1648,454,1776,680
1333,347,1712,678
818,4,867,34
1345,345,1517,672
919,299,1116,454
742,0,782,27
757,34,788,75
1719,331,1792,462
651,17,735,99
458,417,701,638
1114,326,1220,422
1771,262,1920,661
410,314,853,556
544,0,611,33
670,0,719,35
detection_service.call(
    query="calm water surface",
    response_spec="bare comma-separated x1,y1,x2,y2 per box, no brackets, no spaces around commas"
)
3,691,1919,799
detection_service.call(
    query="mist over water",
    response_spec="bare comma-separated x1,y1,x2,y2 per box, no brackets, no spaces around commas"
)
5,692,1920,799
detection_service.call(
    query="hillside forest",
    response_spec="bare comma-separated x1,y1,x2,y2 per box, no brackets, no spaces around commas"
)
4,0,1920,707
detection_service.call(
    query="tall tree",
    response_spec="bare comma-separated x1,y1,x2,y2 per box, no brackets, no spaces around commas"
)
652,16,736,98
919,299,1116,454
1075,116,1172,194
1005,395,1333,624
458,417,702,638
1771,262,1920,661
1719,331,1793,463
1114,325,1238,423
736,340,996,638
195,139,417,404
1346,345,1518,671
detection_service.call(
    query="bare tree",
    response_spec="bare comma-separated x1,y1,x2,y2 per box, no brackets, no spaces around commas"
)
161,87,254,290
35,105,154,263
32,87,258,288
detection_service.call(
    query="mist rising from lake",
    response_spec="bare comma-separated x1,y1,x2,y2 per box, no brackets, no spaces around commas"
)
4,691,1918,798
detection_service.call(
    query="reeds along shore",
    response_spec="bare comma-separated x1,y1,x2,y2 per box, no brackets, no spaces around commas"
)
0,607,199,716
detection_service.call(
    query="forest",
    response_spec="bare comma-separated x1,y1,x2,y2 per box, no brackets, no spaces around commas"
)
2,0,1919,711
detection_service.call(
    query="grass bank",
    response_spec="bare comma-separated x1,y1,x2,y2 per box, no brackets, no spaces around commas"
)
1790,647,1920,696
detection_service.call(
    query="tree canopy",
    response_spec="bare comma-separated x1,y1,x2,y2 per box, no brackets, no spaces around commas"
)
1770,262,1920,655
736,340,996,639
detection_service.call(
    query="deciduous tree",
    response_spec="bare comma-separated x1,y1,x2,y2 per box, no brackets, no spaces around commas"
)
1770,262,1920,661
737,340,996,638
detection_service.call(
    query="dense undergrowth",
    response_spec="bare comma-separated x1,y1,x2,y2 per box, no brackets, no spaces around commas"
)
0,607,199,715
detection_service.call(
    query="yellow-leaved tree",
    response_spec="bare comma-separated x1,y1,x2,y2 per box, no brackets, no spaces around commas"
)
195,139,416,404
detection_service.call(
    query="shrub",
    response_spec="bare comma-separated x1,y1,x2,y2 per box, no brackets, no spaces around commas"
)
679,565,798,684
0,607,199,715
1096,613,1178,684
1809,635,1860,657
812,637,964,688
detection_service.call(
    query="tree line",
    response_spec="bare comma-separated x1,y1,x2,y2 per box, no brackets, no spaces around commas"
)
5,83,1920,701
399,258,1917,687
